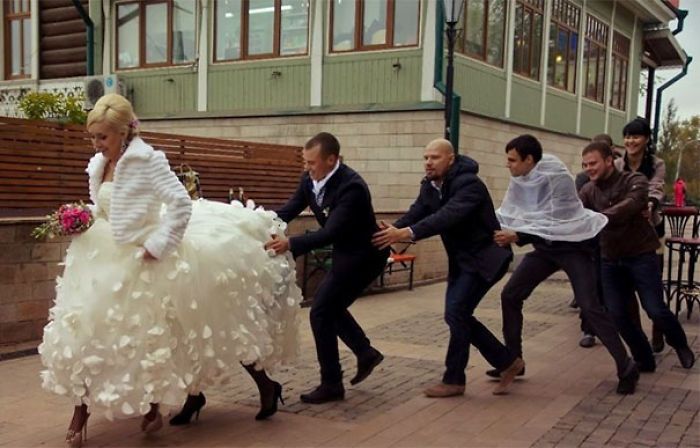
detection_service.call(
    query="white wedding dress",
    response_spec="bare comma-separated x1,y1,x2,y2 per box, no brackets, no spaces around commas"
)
39,182,301,420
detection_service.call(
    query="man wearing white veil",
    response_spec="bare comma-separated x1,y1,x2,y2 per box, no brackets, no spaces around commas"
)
492,135,639,395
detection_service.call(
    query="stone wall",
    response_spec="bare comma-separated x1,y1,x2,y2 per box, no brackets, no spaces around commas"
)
142,110,591,211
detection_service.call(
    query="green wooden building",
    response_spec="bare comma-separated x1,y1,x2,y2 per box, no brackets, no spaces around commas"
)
0,0,688,209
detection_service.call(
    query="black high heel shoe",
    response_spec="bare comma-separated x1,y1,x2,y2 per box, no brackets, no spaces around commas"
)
169,393,206,426
255,382,284,421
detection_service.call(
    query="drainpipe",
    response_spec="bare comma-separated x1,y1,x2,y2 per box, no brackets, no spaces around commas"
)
671,8,688,35
653,55,692,145
72,0,94,76
433,1,461,153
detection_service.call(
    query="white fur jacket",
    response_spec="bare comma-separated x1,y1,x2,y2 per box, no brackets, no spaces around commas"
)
86,137,192,260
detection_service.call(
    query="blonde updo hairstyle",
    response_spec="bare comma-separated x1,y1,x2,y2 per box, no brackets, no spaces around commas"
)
86,93,139,143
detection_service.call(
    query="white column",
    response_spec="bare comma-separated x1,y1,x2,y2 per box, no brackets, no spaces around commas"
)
626,15,637,122
310,0,323,106
504,0,516,118
539,0,553,126
575,0,587,135
420,0,438,101
102,0,111,74
197,0,209,112
30,0,39,80
603,0,616,133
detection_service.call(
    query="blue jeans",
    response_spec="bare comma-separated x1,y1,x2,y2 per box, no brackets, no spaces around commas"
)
442,268,514,385
601,251,689,365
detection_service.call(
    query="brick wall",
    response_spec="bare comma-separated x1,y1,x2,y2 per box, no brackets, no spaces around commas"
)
0,220,67,347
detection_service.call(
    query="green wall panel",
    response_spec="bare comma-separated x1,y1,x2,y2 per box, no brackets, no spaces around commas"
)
120,70,197,117
580,101,606,138
208,59,310,112
608,112,627,143
454,57,506,118
545,90,577,134
510,78,542,127
322,51,422,106
587,1,613,21
614,5,635,36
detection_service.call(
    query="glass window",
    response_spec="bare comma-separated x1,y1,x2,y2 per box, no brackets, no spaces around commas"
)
512,0,544,80
610,31,629,110
281,0,310,55
173,0,196,63
115,1,196,70
458,0,506,68
363,0,387,46
215,0,309,61
330,0,420,53
547,0,580,93
583,14,608,103
215,0,242,60
145,3,168,64
248,0,275,56
4,0,31,79
394,0,419,47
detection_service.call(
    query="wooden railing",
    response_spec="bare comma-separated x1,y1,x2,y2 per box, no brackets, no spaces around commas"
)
0,117,303,216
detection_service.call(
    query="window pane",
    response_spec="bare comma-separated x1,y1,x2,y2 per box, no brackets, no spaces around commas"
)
248,0,274,55
513,4,523,71
216,0,242,60
22,18,31,75
10,20,21,76
12,0,20,13
548,26,565,88
117,3,140,68
596,52,605,102
567,32,578,92
173,0,196,64
586,44,597,99
465,0,485,57
363,0,387,46
394,0,419,46
332,0,355,51
280,0,308,55
146,3,168,64
611,58,621,108
530,12,542,78
486,0,505,66
521,10,531,75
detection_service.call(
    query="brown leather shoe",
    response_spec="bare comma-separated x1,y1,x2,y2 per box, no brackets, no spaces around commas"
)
424,382,465,398
493,358,525,395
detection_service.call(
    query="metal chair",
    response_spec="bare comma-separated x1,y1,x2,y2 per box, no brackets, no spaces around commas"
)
662,206,700,318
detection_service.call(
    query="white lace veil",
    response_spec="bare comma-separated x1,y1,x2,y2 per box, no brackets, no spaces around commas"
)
496,154,608,242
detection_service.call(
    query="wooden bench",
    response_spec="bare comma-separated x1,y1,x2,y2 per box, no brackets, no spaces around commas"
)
379,241,417,290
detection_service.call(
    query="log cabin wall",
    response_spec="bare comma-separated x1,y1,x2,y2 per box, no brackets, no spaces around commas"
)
39,0,88,79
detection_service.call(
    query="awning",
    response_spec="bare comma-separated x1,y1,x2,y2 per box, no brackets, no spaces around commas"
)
643,28,687,69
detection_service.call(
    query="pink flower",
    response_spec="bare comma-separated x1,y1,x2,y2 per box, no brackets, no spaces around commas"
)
79,211,90,224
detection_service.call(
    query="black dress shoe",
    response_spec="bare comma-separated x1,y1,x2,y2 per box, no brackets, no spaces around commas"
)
676,346,696,369
486,365,525,379
350,348,384,385
616,362,639,395
300,383,345,404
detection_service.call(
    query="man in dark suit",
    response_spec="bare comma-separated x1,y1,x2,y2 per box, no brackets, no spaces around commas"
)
372,138,524,397
265,132,387,404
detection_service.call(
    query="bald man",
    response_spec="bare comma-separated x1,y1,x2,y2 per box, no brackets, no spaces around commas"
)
373,139,523,397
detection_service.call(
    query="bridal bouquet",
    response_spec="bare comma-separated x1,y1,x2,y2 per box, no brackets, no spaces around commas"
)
32,202,94,240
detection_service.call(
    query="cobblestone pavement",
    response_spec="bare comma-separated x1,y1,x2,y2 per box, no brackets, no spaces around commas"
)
1,277,698,447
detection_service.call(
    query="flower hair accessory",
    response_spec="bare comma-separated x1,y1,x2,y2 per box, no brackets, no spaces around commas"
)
128,118,139,129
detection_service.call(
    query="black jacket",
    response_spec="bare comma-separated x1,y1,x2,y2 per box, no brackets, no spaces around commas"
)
395,155,512,283
276,164,387,272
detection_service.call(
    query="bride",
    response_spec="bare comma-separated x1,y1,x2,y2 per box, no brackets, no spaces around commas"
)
38,93,301,447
